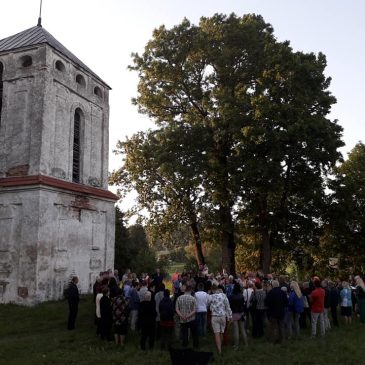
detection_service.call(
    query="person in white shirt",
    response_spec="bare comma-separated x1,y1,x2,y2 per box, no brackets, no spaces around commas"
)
95,290,103,336
138,280,148,302
194,282,211,337
243,281,254,330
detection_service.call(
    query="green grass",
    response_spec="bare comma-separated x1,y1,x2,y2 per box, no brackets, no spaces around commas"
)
0,297,365,365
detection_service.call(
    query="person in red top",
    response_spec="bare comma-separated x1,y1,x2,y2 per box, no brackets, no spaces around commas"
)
310,279,325,337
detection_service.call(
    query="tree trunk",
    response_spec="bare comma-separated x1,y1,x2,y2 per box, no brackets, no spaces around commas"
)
259,229,271,275
220,206,236,275
190,221,205,266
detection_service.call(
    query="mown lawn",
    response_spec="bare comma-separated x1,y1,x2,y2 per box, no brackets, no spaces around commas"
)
0,296,364,365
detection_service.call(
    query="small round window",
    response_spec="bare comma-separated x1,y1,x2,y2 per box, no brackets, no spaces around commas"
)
76,74,86,87
55,60,65,72
20,55,32,67
94,86,102,98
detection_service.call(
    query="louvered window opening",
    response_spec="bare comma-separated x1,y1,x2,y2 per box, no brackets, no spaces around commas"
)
72,111,81,183
0,63,3,124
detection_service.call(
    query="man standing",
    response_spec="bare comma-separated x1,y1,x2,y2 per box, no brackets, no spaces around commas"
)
152,268,164,287
328,281,340,327
310,278,325,337
265,280,288,343
175,284,199,348
210,283,232,354
194,282,210,337
67,276,79,330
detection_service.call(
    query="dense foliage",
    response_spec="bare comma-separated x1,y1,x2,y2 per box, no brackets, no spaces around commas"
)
114,207,159,274
319,142,365,275
112,13,344,274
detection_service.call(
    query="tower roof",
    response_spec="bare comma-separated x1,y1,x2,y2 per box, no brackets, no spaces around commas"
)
0,25,110,89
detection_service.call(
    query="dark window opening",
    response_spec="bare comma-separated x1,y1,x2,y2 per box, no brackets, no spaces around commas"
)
20,55,32,67
94,86,102,98
76,74,86,87
55,60,65,72
72,109,81,183
0,62,3,124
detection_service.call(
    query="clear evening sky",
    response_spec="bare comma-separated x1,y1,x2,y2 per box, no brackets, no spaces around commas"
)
1,0,364,210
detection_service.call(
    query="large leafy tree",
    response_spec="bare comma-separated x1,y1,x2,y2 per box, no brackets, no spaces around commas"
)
113,13,343,274
321,142,365,274
236,45,344,273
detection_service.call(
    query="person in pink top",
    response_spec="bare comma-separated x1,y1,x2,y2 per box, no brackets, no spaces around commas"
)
309,279,325,337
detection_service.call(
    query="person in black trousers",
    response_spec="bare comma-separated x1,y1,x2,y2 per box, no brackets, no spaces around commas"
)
67,276,79,330
265,280,288,344
159,289,175,350
100,287,113,341
138,291,157,350
329,281,340,327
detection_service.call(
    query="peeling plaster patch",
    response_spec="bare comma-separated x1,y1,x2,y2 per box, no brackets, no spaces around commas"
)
0,262,12,274
25,245,37,261
90,259,102,269
6,164,29,177
51,168,66,179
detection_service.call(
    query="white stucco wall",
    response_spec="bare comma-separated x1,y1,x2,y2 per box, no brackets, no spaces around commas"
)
0,41,115,305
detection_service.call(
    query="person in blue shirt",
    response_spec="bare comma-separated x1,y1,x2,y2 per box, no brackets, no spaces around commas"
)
288,281,304,337
340,281,352,325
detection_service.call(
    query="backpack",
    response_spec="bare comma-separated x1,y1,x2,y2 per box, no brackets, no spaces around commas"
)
250,293,258,310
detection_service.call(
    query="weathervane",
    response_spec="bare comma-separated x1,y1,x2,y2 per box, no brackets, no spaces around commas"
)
37,0,43,26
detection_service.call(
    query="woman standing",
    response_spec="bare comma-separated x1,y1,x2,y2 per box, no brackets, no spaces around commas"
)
138,291,157,350
159,289,175,350
340,281,353,325
251,282,266,338
288,281,304,337
100,287,113,341
112,289,130,346
355,276,365,324
229,283,248,348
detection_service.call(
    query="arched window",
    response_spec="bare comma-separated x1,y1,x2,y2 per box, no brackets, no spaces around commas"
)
0,62,3,124
20,55,32,67
55,60,65,72
76,74,86,88
94,86,102,98
72,109,82,183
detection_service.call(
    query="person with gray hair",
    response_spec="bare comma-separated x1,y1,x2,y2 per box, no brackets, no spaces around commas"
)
209,283,232,354
175,284,199,348
138,291,156,350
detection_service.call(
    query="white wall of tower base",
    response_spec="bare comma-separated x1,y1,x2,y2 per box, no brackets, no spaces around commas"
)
0,184,115,305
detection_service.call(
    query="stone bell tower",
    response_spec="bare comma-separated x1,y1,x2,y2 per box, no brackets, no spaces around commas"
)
0,22,117,304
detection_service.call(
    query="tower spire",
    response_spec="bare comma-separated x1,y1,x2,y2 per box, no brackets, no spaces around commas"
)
37,0,43,27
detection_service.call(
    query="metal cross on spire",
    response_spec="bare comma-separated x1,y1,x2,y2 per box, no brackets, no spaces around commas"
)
37,0,43,26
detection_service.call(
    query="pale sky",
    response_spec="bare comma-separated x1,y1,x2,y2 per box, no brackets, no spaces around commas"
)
1,0,364,211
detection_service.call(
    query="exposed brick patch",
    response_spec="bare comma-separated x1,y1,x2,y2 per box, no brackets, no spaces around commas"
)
72,196,92,210
6,164,29,177
18,287,28,298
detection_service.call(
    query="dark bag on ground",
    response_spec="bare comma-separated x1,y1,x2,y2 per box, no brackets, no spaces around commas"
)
169,348,213,365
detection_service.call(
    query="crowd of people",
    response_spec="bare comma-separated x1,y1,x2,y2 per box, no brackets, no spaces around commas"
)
68,266,365,355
